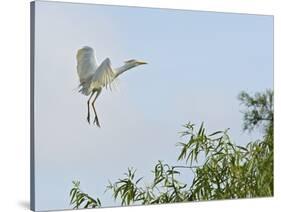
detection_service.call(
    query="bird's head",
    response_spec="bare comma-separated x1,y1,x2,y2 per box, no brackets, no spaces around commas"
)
124,59,148,68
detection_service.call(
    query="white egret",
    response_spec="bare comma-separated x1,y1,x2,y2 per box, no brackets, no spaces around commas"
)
76,46,147,127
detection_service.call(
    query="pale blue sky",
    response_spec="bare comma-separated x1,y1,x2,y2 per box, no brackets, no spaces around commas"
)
33,1,273,211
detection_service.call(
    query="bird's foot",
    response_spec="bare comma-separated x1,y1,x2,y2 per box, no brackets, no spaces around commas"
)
87,115,90,124
93,116,101,128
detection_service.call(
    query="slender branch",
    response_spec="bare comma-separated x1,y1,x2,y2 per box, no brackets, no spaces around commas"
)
172,165,202,169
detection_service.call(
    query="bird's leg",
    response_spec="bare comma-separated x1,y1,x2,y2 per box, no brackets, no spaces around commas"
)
92,89,102,127
87,91,96,124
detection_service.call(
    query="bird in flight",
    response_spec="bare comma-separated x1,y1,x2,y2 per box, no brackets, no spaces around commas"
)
76,46,147,127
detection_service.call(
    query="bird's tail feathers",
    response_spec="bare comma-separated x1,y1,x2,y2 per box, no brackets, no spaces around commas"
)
79,85,91,95
75,79,119,95
75,82,91,96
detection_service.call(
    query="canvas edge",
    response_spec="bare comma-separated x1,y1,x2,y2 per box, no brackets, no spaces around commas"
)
27,1,275,211
35,0,274,17
30,1,36,211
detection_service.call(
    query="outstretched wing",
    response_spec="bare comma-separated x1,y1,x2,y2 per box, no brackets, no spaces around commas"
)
92,58,116,90
76,46,98,84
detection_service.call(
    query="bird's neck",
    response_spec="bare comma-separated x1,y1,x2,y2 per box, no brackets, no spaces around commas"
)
114,63,135,79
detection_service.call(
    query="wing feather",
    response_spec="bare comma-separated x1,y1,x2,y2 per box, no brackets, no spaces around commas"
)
76,46,98,84
92,58,116,90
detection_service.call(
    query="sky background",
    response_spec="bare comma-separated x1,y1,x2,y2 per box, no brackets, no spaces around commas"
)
33,1,273,211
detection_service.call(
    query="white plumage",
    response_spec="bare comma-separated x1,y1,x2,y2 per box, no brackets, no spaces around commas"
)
76,46,147,127
76,46,98,84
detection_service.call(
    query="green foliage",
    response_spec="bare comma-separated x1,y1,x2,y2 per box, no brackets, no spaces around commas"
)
106,162,189,206
238,89,273,132
70,181,101,209
70,90,273,208
180,121,273,200
106,168,143,206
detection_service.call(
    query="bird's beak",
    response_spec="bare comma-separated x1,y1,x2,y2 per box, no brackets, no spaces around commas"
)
137,61,148,65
